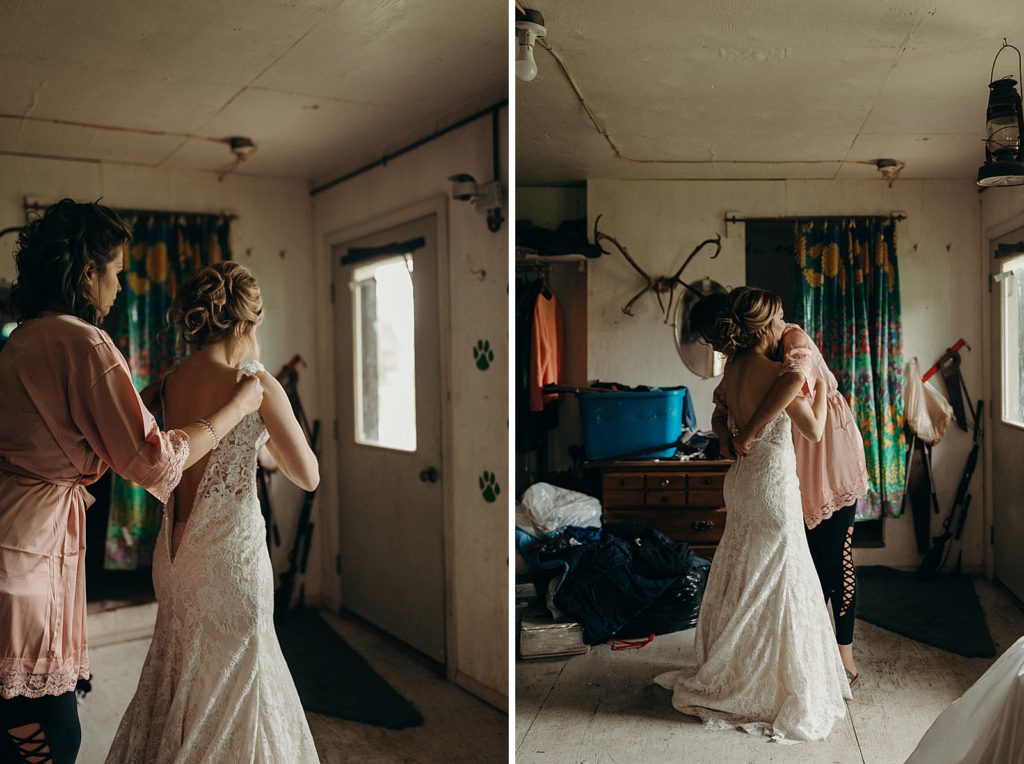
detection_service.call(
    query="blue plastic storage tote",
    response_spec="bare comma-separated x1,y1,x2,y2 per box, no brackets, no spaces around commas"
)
578,388,687,460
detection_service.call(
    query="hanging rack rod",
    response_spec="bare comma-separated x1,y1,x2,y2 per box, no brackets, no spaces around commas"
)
724,212,907,224
516,254,589,274
515,252,590,263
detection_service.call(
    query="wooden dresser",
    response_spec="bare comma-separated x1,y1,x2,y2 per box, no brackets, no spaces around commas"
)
596,460,732,559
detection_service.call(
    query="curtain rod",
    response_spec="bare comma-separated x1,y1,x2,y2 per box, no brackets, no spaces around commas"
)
725,213,907,223
22,200,237,221
341,236,426,266
309,99,508,198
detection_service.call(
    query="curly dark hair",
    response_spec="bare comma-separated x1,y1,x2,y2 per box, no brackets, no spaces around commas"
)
9,199,132,326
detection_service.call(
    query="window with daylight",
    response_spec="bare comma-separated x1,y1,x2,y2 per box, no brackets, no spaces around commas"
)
999,254,1024,427
352,255,417,451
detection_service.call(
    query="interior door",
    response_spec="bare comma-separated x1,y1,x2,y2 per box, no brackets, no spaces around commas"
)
333,215,445,663
990,227,1024,602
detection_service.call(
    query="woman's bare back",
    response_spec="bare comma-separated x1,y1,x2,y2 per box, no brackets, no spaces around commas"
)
163,356,245,525
722,353,784,433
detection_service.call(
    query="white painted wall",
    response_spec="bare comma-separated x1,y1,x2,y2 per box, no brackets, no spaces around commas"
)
520,179,986,570
0,155,319,586
310,110,508,706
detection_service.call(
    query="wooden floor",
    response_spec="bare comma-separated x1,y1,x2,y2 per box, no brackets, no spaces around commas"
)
78,610,507,763
516,577,1024,764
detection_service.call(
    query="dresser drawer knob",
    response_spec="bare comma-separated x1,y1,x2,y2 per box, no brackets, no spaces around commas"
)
659,478,671,487
692,520,716,531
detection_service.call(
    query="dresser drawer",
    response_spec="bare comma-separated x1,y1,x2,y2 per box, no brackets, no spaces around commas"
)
687,473,727,506
594,460,732,556
604,473,644,491
602,508,726,544
647,475,686,491
658,508,727,544
644,490,687,507
603,489,644,508
690,544,717,560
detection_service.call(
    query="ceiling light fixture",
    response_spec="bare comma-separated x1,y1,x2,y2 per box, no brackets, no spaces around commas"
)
216,136,257,181
977,40,1024,187
874,158,905,187
515,8,546,82
227,136,257,160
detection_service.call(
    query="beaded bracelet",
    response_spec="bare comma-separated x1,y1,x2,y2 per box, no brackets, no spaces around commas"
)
196,417,220,449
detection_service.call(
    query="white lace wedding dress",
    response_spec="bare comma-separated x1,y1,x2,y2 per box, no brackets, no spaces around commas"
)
106,363,319,763
655,411,851,743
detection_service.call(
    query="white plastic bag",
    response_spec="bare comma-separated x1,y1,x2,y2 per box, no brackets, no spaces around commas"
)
517,482,602,535
905,357,954,445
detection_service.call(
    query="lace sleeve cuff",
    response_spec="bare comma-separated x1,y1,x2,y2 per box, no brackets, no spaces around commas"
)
146,428,190,504
781,347,816,397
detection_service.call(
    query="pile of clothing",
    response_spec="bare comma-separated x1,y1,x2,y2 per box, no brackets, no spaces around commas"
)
518,522,711,645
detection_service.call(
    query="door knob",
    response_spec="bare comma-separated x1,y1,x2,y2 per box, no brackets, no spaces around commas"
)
419,467,439,483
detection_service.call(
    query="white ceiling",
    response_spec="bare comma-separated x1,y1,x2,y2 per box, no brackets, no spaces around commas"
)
0,0,507,187
516,0,1024,184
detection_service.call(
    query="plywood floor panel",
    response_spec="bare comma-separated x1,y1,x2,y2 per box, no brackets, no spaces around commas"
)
517,577,1024,764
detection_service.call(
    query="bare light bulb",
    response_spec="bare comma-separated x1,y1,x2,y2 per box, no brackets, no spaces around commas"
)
515,10,545,83
516,30,538,81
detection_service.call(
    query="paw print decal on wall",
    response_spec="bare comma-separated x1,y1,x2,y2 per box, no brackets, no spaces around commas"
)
473,339,494,371
479,471,501,503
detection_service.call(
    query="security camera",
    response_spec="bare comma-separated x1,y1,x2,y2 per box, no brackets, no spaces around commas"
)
448,174,479,201
447,174,505,233
475,180,505,233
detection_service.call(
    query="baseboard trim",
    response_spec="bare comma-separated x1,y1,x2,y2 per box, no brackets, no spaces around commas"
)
454,670,507,712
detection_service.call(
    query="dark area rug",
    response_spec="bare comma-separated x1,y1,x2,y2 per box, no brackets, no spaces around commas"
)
856,565,995,658
276,609,424,729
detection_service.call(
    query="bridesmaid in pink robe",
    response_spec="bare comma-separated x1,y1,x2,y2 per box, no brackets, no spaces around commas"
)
0,199,262,763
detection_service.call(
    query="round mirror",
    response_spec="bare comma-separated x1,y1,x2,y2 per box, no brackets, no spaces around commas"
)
673,277,728,379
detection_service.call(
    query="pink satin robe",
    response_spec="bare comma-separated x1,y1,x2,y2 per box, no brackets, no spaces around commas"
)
0,314,189,699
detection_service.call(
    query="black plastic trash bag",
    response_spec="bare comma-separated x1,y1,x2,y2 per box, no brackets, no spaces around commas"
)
616,551,710,638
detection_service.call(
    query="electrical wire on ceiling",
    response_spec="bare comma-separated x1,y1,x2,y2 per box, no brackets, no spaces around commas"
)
517,2,904,179
0,114,253,178
0,113,226,145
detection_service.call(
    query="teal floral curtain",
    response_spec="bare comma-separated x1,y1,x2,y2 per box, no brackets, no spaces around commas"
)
796,217,905,521
103,211,232,570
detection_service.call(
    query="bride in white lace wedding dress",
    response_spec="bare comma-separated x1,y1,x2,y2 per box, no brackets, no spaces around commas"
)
656,287,850,743
107,263,321,763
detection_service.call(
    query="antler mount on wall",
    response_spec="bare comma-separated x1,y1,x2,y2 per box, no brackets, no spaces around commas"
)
592,214,722,322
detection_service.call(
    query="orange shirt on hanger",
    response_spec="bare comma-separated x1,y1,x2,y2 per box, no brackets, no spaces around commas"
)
529,291,563,412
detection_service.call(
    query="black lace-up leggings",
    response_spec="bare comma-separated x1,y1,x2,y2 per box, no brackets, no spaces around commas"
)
0,691,80,763
805,503,858,645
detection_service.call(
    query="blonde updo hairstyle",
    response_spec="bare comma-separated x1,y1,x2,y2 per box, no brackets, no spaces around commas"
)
704,286,782,358
170,261,263,358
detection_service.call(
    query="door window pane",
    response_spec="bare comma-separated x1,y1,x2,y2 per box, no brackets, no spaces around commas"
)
352,256,416,451
1000,255,1024,426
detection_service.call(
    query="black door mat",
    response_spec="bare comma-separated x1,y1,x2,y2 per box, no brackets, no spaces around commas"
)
276,609,424,729
856,565,995,658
